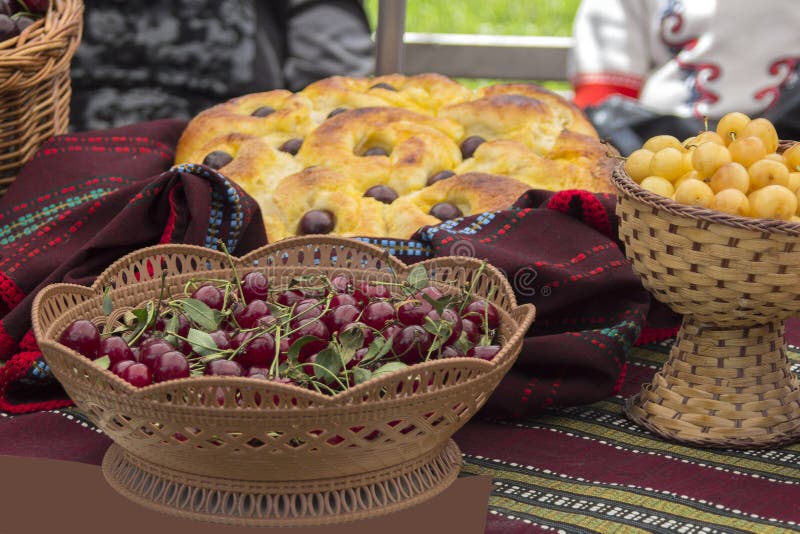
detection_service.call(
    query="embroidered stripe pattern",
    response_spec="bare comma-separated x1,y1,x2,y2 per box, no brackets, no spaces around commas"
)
353,237,433,258
172,163,246,252
0,188,114,246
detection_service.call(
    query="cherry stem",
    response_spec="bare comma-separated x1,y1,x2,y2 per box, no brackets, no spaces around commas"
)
270,324,282,379
218,240,246,304
301,363,347,392
458,260,487,315
384,249,399,285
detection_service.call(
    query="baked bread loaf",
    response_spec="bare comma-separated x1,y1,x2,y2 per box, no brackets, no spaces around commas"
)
175,73,615,241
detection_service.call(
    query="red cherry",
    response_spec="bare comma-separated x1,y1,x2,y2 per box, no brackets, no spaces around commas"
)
191,284,225,311
440,308,463,345
246,365,271,379
173,314,191,337
362,301,395,330
381,324,402,342
346,347,369,370
234,299,270,329
204,359,244,376
257,315,278,329
292,318,329,341
241,271,269,303
300,352,319,376
98,336,133,365
351,289,370,308
324,304,360,332
154,313,190,337
230,330,254,350
111,359,136,377
392,325,433,364
208,330,231,351
359,281,391,299
278,337,290,360
397,299,433,326
59,320,101,359
176,339,193,356
138,338,175,369
467,345,501,361
330,275,352,293
234,333,276,368
463,300,499,330
439,345,465,359
291,321,329,362
276,289,304,307
330,293,357,308
461,319,481,345
152,351,190,383
20,0,49,14
292,301,323,324
120,362,152,387
224,302,245,330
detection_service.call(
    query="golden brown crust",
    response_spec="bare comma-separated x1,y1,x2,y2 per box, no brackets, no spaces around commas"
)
174,91,312,163
181,132,303,193
385,172,531,238
455,135,615,194
441,94,574,156
299,73,475,117
297,107,463,195
174,74,615,241
256,166,386,242
478,83,598,137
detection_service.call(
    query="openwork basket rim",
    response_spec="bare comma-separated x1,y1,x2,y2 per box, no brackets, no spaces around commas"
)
32,236,535,408
611,144,800,237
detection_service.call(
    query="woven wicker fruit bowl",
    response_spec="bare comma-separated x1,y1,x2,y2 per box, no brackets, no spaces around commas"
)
612,162,800,449
31,237,534,526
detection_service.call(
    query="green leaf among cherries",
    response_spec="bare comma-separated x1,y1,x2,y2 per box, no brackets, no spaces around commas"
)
176,298,223,331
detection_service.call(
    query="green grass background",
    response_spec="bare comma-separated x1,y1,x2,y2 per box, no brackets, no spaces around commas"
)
362,0,582,90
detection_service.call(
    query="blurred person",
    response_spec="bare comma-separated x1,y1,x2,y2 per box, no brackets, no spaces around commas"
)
69,0,374,132
567,0,800,154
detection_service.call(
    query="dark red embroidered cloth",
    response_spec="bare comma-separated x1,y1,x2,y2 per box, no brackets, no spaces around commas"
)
393,190,667,417
0,120,267,412
0,121,677,416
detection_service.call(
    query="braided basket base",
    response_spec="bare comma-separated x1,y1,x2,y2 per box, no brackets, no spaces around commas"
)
102,440,462,527
625,317,800,448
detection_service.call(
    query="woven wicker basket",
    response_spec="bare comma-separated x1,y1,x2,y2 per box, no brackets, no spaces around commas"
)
0,0,83,196
32,237,535,526
612,156,800,449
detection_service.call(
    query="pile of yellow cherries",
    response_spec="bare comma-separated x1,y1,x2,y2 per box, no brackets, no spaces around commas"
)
625,113,800,221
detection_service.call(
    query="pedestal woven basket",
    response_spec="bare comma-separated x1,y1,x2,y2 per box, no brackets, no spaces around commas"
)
32,237,535,526
612,157,800,449
0,0,83,196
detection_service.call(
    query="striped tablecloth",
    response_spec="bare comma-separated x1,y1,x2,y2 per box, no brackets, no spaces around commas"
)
457,338,800,533
1,338,799,533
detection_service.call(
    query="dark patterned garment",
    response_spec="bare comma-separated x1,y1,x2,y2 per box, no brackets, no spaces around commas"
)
69,0,373,132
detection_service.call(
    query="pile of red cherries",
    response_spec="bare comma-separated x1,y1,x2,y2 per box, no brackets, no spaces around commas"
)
59,266,501,394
